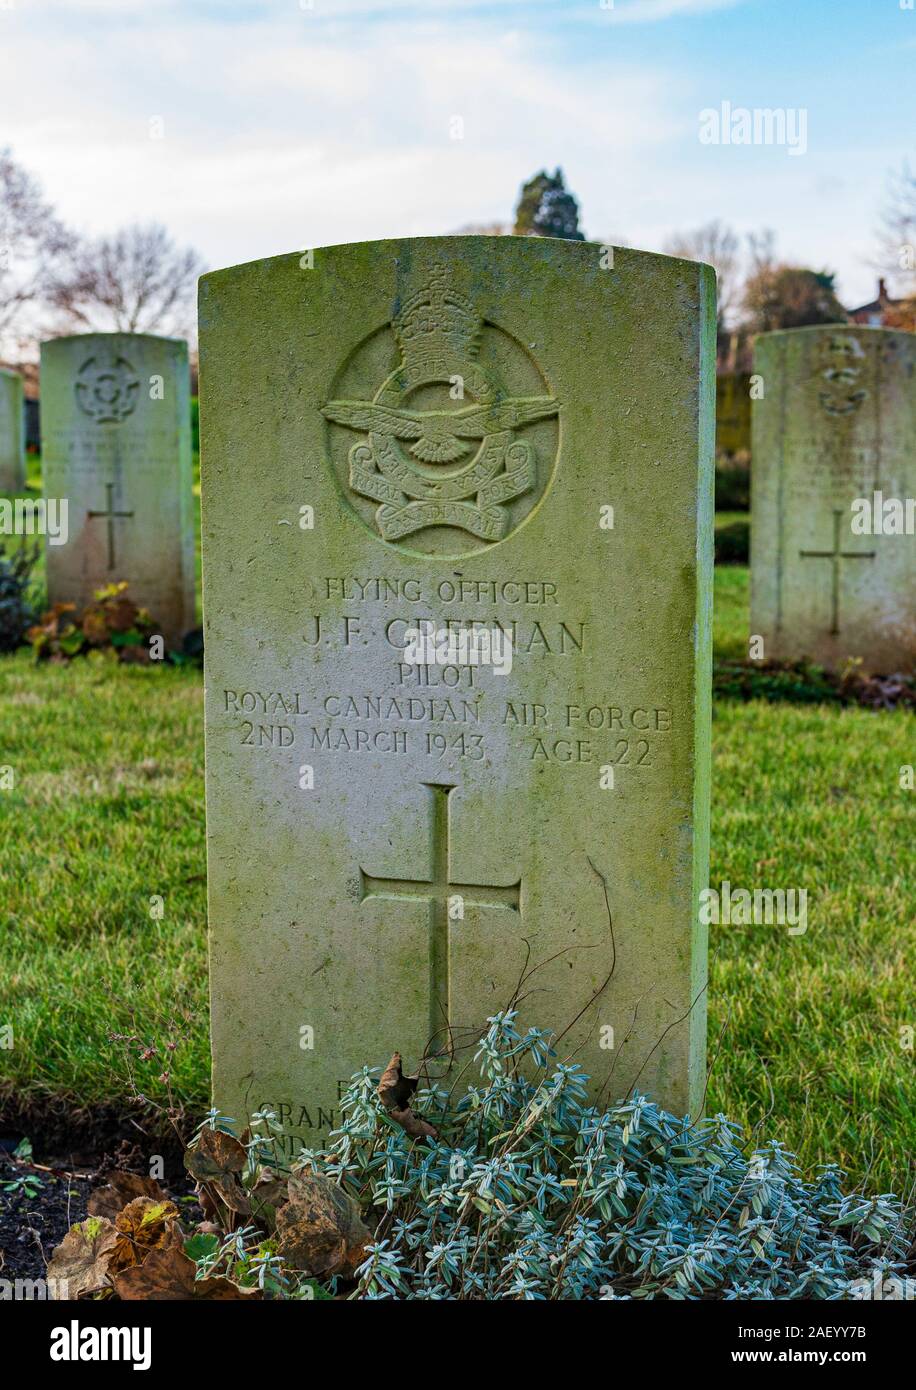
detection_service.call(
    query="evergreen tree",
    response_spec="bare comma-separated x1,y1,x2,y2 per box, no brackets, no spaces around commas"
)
513,168,584,240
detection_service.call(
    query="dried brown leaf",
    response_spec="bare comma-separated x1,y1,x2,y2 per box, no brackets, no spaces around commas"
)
88,1170,168,1223
276,1175,370,1278
112,1245,261,1301
47,1216,119,1299
378,1052,439,1140
108,1197,182,1275
389,1106,440,1140
184,1127,250,1215
249,1167,289,1232
378,1051,417,1110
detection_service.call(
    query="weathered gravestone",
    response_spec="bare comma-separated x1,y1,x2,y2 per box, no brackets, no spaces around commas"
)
751,326,916,673
199,237,714,1154
0,367,25,491
41,333,195,646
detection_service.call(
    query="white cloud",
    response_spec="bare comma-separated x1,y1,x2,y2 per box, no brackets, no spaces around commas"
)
600,0,741,22
0,9,682,271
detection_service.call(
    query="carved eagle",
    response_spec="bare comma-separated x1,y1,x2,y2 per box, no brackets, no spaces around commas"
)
322,396,559,464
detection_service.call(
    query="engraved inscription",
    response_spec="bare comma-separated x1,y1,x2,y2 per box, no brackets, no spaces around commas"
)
219,574,673,777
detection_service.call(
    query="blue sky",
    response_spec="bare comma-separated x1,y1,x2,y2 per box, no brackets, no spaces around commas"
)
2,0,913,305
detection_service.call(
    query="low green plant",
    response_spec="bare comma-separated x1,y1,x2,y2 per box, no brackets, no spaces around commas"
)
215,1013,909,1301
715,449,750,511
1,1140,44,1199
714,518,749,566
1,1171,44,1199
714,658,915,709
26,581,158,663
0,540,40,652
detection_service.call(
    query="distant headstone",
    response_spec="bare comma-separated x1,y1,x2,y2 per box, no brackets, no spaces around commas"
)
200,237,714,1155
751,326,916,673
24,397,41,453
41,333,195,646
0,368,25,491
715,371,751,455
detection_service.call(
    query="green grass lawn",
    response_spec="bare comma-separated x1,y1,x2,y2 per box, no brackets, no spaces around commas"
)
0,535,913,1192
712,564,749,662
0,657,209,1109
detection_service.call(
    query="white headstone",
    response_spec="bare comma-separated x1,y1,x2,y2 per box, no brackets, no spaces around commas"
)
41,333,195,646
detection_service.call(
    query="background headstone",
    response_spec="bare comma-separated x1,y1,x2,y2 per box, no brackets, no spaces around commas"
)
751,326,916,673
41,333,195,646
24,396,41,454
0,367,26,491
715,371,751,456
200,237,714,1155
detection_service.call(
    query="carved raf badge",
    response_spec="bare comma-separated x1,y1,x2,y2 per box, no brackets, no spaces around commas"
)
74,353,140,424
322,268,560,551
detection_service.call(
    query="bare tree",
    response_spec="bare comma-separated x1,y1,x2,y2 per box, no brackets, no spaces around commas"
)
46,223,205,337
452,222,509,235
745,227,777,278
874,162,916,308
0,147,71,354
664,220,740,328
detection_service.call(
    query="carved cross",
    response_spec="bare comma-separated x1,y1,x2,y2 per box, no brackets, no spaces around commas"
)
87,482,134,571
359,782,520,1049
799,509,876,635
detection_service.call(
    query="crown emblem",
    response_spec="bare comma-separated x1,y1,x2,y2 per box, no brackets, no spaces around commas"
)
393,266,482,371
